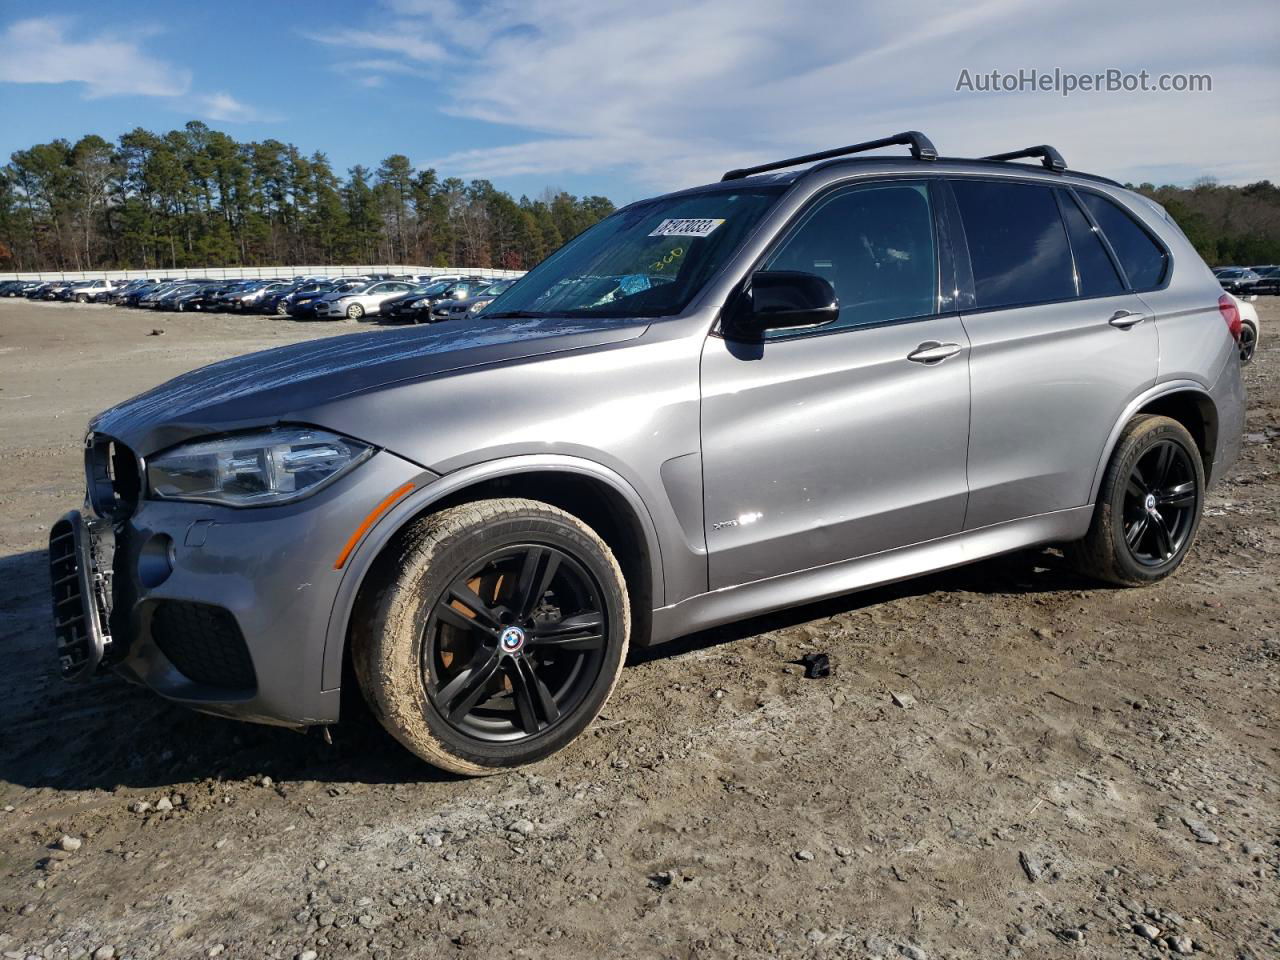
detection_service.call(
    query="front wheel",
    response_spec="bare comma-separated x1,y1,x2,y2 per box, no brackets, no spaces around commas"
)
346,303,364,320
1067,415,1204,586
352,498,630,776
75,294,88,303
1239,321,1257,365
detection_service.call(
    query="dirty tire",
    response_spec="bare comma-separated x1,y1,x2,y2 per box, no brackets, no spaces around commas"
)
1067,414,1204,586
351,498,630,776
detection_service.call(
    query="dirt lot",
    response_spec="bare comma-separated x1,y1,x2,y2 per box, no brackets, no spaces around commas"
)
0,298,1276,960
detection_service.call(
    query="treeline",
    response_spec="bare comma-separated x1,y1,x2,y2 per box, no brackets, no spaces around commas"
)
0,121,615,272
1130,178,1280,266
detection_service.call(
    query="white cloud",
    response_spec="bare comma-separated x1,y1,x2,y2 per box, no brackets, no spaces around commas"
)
197,92,274,123
316,0,1280,191
0,16,272,125
305,24,447,62
0,16,190,98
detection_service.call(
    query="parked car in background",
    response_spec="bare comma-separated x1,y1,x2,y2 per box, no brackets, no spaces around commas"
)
312,279,417,320
226,281,290,312
261,281,321,315
111,279,163,303
1214,267,1261,295
1247,265,1280,295
464,278,518,317
144,282,201,309
38,281,77,300
1226,292,1260,364
63,280,121,303
428,279,505,322
376,282,446,323
55,282,91,301
289,281,365,319
394,277,491,323
124,281,176,307
171,282,231,312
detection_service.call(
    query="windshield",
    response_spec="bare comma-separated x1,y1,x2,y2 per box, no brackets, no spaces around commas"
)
488,187,784,319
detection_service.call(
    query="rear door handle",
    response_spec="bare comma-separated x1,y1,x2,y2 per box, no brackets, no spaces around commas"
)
1109,310,1146,329
907,341,962,364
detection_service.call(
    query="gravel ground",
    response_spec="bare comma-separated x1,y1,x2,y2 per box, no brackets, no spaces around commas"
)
0,298,1276,960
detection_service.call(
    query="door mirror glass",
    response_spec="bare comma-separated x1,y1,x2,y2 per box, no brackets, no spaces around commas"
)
728,271,838,338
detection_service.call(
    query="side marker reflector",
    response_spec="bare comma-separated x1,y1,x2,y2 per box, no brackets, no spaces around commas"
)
334,482,415,569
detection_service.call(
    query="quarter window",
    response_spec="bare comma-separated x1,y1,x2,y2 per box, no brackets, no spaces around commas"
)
1057,190,1124,297
1078,192,1169,289
951,179,1076,309
761,181,937,335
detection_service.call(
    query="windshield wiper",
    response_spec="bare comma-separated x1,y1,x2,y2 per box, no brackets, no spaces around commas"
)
482,310,549,319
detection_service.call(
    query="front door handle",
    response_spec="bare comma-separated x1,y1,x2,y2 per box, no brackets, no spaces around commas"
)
1109,310,1147,329
907,341,962,364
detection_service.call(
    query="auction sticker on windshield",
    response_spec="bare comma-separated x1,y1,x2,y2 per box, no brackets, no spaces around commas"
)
649,218,725,238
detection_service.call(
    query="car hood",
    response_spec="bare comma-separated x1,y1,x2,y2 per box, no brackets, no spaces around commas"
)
90,315,650,455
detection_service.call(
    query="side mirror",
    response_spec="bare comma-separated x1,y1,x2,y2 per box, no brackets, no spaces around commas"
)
725,271,839,339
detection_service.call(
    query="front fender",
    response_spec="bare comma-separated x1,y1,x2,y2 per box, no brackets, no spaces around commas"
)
319,453,664,691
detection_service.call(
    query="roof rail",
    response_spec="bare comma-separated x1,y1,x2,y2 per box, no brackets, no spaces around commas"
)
721,131,938,182
982,144,1067,173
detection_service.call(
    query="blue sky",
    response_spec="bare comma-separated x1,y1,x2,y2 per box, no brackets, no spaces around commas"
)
0,0,1276,204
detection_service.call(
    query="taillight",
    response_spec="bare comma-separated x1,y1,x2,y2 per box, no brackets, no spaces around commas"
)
1218,294,1242,342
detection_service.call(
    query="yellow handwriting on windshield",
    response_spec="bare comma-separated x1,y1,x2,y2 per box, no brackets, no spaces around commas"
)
650,246,684,272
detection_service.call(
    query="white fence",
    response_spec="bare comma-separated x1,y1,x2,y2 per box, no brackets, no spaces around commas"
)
0,265,526,282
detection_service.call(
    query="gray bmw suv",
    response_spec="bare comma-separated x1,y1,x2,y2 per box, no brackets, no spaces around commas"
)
50,133,1246,775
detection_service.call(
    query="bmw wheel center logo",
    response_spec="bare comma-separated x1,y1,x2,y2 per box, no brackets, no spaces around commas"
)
500,625,527,654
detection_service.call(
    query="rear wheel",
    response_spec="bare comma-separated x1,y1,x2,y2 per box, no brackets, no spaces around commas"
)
352,498,629,775
1239,320,1257,364
1067,415,1204,586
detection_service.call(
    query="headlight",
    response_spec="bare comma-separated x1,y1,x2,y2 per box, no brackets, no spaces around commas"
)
409,298,429,308
146,427,373,507
468,299,492,314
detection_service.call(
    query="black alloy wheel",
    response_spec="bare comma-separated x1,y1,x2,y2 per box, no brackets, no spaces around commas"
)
1121,439,1199,567
422,543,608,744
1239,322,1257,364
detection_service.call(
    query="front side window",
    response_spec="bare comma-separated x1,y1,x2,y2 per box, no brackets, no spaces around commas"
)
951,179,1076,309
485,187,784,320
1079,192,1169,289
760,180,937,335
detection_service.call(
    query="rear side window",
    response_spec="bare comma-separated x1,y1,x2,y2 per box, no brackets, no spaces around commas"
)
1078,192,1169,289
762,180,937,334
951,179,1075,309
1057,189,1124,297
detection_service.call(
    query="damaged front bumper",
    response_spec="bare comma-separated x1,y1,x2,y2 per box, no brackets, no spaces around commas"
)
47,448,429,728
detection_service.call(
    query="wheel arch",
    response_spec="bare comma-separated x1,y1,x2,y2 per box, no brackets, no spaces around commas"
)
322,455,663,693
1088,381,1218,504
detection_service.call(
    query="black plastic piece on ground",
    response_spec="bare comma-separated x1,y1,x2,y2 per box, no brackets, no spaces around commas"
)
800,652,831,679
